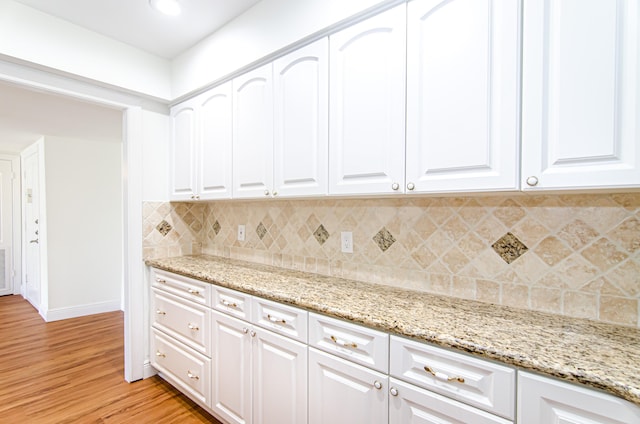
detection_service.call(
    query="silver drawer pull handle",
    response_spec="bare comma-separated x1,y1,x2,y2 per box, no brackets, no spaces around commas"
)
187,370,199,380
267,314,286,325
187,288,200,295
156,310,166,315
423,366,465,384
155,351,166,358
220,299,238,308
155,278,166,283
188,323,199,331
330,335,357,349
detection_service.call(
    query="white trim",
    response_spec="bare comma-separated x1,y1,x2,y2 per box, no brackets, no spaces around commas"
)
0,154,22,296
42,300,122,322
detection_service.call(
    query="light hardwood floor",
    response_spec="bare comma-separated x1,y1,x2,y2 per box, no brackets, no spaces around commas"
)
0,295,222,423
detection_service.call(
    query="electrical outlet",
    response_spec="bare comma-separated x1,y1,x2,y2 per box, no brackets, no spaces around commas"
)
237,225,245,241
341,231,353,253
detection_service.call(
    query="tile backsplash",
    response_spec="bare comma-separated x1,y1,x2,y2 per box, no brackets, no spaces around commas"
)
143,193,640,327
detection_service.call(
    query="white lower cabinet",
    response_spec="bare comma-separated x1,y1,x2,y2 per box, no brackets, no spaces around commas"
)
309,347,388,424
518,371,640,424
389,378,511,424
211,308,308,424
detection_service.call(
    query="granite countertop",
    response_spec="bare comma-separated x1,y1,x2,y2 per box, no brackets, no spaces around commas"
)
146,254,640,406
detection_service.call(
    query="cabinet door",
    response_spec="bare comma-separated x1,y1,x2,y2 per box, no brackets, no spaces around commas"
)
329,4,406,195
406,0,520,193
518,372,640,423
197,82,233,199
521,0,640,190
211,311,252,424
233,64,274,199
252,328,308,424
169,101,197,200
389,378,512,424
273,38,329,197
309,348,387,424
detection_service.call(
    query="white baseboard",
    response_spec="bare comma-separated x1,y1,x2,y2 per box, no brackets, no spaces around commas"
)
43,300,122,322
143,360,157,379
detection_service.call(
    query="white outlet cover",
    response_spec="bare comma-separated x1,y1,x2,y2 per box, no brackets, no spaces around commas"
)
341,231,353,253
237,224,246,241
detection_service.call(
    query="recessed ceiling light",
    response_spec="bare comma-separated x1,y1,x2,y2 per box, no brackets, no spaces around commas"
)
149,0,181,16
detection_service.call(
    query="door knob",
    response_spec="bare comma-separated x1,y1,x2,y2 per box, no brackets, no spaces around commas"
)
29,239,39,244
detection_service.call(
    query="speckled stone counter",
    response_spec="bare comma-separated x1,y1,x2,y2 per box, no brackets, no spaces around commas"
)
146,254,640,406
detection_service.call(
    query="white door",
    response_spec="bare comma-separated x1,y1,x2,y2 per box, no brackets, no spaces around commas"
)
169,102,197,200
273,38,329,197
309,348,388,424
211,310,252,424
406,0,520,193
232,64,274,199
252,328,308,424
0,159,14,296
521,0,640,190
328,4,407,195
198,82,233,200
22,149,40,309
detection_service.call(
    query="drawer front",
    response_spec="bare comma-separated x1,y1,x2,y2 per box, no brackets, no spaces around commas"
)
252,297,308,343
151,268,211,306
309,312,389,373
151,329,211,407
390,335,515,420
151,288,210,356
213,285,252,321
389,378,512,424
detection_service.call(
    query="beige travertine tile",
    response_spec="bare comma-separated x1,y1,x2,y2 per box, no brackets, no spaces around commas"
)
599,296,638,326
563,291,597,320
144,192,640,326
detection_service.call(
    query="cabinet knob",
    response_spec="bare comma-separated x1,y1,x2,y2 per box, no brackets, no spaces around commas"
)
407,182,415,191
391,182,400,191
242,327,249,334
272,191,278,197
264,190,270,196
250,330,256,337
373,380,382,390
526,176,539,186
389,387,398,397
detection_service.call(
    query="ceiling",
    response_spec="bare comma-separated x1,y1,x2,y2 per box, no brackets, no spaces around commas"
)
1,0,262,151
13,0,261,59
0,81,123,152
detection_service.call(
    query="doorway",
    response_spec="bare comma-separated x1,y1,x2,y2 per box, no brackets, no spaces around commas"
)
21,144,40,309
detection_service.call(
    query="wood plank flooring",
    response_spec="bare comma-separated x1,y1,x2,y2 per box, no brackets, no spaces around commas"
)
0,295,222,423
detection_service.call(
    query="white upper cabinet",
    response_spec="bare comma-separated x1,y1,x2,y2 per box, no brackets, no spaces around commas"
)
329,4,407,195
232,63,274,199
406,0,520,193
273,38,329,197
169,83,233,201
169,101,197,200
521,0,640,190
198,82,233,200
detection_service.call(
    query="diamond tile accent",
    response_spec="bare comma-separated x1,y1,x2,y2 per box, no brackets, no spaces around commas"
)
313,224,330,245
256,222,267,240
492,232,528,264
373,227,396,252
213,220,221,235
156,220,172,237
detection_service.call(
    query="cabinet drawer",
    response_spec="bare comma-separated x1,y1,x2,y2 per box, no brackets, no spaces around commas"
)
151,288,210,356
252,297,308,343
151,268,211,306
309,313,388,373
390,336,515,420
151,329,211,407
390,378,512,424
213,285,252,321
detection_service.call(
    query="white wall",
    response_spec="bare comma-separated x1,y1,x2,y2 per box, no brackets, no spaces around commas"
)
0,1,171,101
142,110,170,201
43,136,123,317
171,0,399,98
